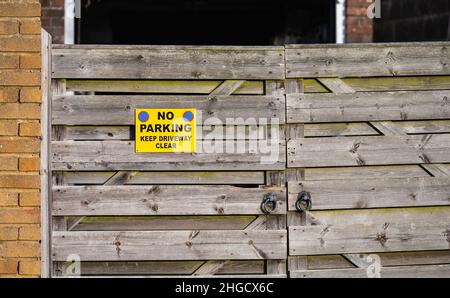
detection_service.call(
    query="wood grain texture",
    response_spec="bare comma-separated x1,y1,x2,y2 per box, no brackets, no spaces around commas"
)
291,264,450,278
287,91,450,123
52,140,286,171
70,216,256,231
288,178,450,210
54,125,266,141
62,171,265,185
65,80,264,94
289,222,450,255
304,165,430,180
52,230,287,261
286,42,450,78
52,46,285,79
52,95,285,125
52,185,286,216
288,135,450,167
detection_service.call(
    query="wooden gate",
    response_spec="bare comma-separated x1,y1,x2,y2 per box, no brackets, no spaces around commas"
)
285,43,450,277
44,43,288,277
40,38,450,278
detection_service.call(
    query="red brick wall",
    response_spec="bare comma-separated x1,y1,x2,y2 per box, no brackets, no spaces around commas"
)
40,0,63,44
0,0,42,277
346,0,374,43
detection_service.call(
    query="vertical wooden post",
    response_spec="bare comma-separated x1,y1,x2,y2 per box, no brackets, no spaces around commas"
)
40,29,52,278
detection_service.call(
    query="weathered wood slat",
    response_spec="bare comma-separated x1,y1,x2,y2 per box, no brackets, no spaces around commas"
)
53,260,264,276
52,46,285,79
286,42,450,78
288,135,450,167
304,165,430,180
52,140,286,171
304,123,379,137
52,185,286,216
70,216,256,231
287,91,450,123
52,95,285,125
289,222,450,256
343,76,450,92
54,125,266,141
307,250,450,270
305,206,450,226
52,230,287,261
291,264,450,278
62,171,265,185
394,120,450,134
288,178,450,211
65,80,264,94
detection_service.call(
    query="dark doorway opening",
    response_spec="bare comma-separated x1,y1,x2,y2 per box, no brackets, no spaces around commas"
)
77,0,335,45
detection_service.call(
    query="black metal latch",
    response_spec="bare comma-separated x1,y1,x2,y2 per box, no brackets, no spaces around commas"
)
295,191,312,212
261,193,278,214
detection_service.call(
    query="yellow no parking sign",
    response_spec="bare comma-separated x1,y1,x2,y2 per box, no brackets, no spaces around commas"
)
135,108,196,153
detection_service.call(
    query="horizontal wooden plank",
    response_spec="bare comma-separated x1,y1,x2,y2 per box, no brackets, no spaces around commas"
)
53,260,264,276
307,250,450,270
69,216,257,231
286,42,450,78
304,123,378,137
52,140,286,171
53,185,286,216
52,95,285,125
288,135,450,167
287,91,450,123
61,171,265,185
52,230,287,261
344,76,450,92
66,80,264,94
54,125,267,141
288,177,450,210
304,165,430,180
52,46,285,79
303,206,450,226
289,222,450,255
394,120,450,134
290,264,450,278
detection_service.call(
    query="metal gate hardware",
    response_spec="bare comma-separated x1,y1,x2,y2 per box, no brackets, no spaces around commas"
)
261,193,278,214
295,191,312,212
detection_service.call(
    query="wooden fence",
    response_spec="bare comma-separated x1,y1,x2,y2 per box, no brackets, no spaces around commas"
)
41,38,450,277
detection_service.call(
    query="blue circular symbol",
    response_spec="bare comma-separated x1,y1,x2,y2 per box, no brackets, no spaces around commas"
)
138,111,149,122
183,111,194,122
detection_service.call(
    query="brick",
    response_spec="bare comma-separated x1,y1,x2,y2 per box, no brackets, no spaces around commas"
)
0,88,19,103
1,241,40,258
0,70,41,86
20,87,40,102
0,119,18,135
0,103,41,119
0,54,19,69
0,2,41,17
19,156,40,171
0,207,40,224
19,192,40,207
0,260,18,274
0,226,18,240
0,36,40,52
19,260,40,275
19,121,40,136
19,226,40,240
20,54,41,69
0,174,40,188
0,138,40,153
19,18,41,34
0,193,18,206
0,19,19,34
0,156,18,170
